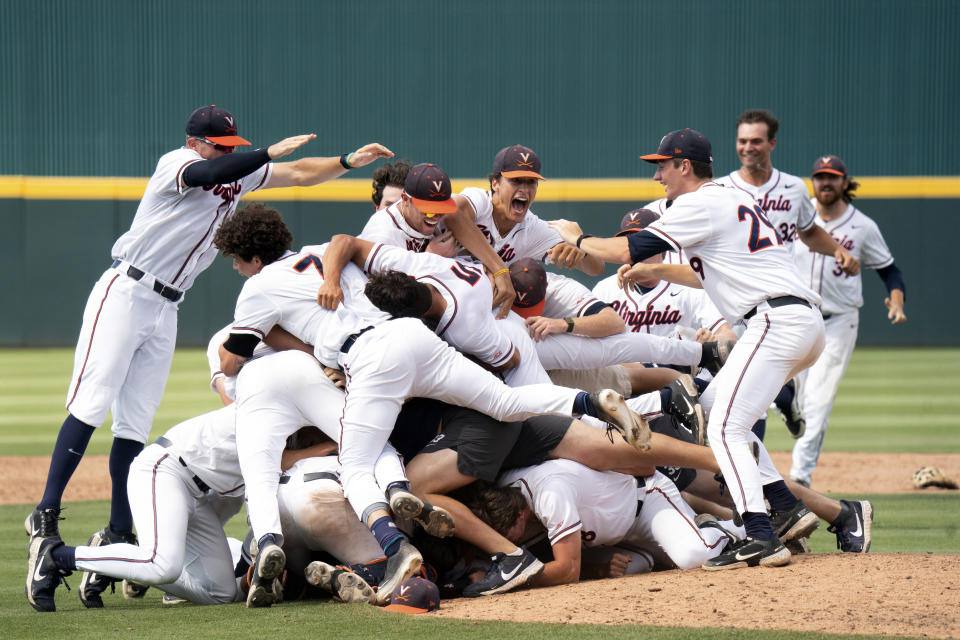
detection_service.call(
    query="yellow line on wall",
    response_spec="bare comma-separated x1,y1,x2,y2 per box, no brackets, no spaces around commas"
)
1,175,959,201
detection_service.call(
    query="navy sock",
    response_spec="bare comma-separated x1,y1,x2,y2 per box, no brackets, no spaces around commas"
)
659,387,672,409
773,384,793,414
751,417,766,441
572,391,596,417
39,414,96,509
108,438,144,534
234,557,251,578
258,533,278,549
51,543,76,572
742,511,774,540
693,377,709,394
763,480,798,511
385,480,410,496
370,515,404,557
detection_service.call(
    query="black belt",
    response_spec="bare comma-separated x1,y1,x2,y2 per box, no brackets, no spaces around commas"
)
154,436,210,492
744,295,811,320
278,471,340,485
340,326,375,353
821,311,833,320
635,476,645,517
111,259,184,302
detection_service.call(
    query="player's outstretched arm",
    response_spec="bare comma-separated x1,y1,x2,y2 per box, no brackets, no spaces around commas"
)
317,234,375,309
885,289,907,324
618,263,702,289
548,219,631,264
264,141,394,189
531,533,581,587
548,243,605,276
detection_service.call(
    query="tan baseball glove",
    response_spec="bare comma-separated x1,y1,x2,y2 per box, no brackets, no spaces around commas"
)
912,466,959,490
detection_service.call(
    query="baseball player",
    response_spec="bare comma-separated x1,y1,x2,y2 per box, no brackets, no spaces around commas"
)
789,155,907,487
24,103,393,613
370,160,411,211
550,128,826,569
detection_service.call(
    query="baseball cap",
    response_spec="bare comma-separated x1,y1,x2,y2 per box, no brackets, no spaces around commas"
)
615,208,660,237
493,145,545,180
640,128,712,164
811,155,847,177
404,163,457,214
509,258,547,319
382,577,440,614
185,105,251,146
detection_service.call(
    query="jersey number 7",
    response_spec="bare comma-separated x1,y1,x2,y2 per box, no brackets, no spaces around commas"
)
738,204,782,253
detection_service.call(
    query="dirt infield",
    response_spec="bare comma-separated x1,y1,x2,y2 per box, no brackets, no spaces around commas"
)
6,452,959,638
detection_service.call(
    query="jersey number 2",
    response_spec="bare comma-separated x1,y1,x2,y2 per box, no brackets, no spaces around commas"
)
737,205,782,253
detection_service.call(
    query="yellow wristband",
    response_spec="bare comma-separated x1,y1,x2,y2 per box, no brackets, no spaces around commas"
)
493,268,510,278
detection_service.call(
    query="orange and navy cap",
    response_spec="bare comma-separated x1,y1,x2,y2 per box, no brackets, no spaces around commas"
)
404,163,457,214
185,105,251,146
493,145,545,180
615,208,660,237
509,258,548,319
811,155,847,177
382,577,440,614
640,128,712,164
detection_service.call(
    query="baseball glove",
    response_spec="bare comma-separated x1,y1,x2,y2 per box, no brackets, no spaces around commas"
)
912,466,959,490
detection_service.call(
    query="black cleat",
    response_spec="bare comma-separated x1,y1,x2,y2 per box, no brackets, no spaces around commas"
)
26,536,70,612
78,527,137,608
701,536,791,571
462,548,544,597
665,374,706,446
769,501,819,543
828,500,873,553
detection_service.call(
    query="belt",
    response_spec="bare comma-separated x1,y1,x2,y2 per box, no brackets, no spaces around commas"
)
821,311,833,320
111,259,184,302
744,295,811,321
635,476,645,517
278,471,340,485
154,436,210,492
340,326,375,353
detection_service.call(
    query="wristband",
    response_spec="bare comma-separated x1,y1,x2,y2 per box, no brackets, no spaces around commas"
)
575,233,594,249
564,317,575,333
339,153,354,170
492,268,510,278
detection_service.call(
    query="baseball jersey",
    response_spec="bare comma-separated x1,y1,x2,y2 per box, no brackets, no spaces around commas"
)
643,182,821,323
499,459,639,547
111,147,272,291
716,169,816,248
592,276,725,337
230,245,390,368
542,272,609,319
364,243,514,368
458,187,562,264
206,325,275,401
793,201,894,315
643,197,686,265
160,405,245,496
359,202,435,252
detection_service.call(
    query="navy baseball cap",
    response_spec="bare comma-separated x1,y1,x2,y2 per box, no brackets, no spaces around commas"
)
509,258,547,319
640,128,712,164
811,155,847,177
186,105,251,146
383,577,440,614
493,145,545,180
616,208,660,236
404,163,457,214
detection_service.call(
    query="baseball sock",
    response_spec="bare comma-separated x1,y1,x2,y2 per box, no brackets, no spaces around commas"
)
572,391,596,417
108,437,145,535
385,481,411,497
830,501,852,528
751,417,766,441
39,414,96,509
742,512,775,540
370,516,404,557
693,378,709,394
658,387,672,409
773,384,794,414
763,480,798,511
51,544,77,572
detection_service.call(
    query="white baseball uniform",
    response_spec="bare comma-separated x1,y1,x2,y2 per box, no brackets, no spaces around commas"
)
66,147,271,441
643,197,687,265
789,201,896,484
500,460,728,571
359,201,435,252
206,324,275,403
715,169,816,250
643,181,825,516
458,187,562,264
593,276,725,339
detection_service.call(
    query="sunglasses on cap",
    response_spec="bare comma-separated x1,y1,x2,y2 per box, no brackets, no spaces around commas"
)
194,137,235,153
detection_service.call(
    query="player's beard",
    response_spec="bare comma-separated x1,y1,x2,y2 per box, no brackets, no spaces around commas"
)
815,187,842,207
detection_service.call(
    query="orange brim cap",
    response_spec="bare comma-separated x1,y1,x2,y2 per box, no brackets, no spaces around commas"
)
501,169,545,180
812,168,845,176
511,298,546,319
639,153,672,163
411,196,457,214
383,603,430,614
205,135,252,146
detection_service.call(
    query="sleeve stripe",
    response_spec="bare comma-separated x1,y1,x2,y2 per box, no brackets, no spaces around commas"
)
231,327,265,339
647,227,682,253
549,520,583,544
175,159,201,193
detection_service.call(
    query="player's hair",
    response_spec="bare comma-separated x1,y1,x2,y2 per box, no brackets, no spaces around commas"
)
364,270,434,318
371,160,412,207
212,202,293,265
467,483,527,537
736,109,780,140
842,178,860,203
672,157,713,180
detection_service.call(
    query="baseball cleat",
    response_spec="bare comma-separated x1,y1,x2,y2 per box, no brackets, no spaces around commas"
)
462,548,544,597
701,536,791,571
778,378,806,438
78,526,137,608
389,489,456,538
665,374,706,446
699,340,735,376
694,513,740,547
26,536,70,612
246,541,286,608
122,579,149,599
25,507,63,541
376,540,422,605
828,499,873,553
769,501,819,543
785,537,810,555
305,561,376,604
590,389,652,451
161,592,189,606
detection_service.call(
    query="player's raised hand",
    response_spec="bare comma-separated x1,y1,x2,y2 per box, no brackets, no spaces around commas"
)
549,242,586,269
346,143,394,168
491,270,516,319
617,262,654,289
316,280,344,310
267,134,317,159
547,219,584,246
885,295,907,324
835,247,860,276
525,315,566,341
